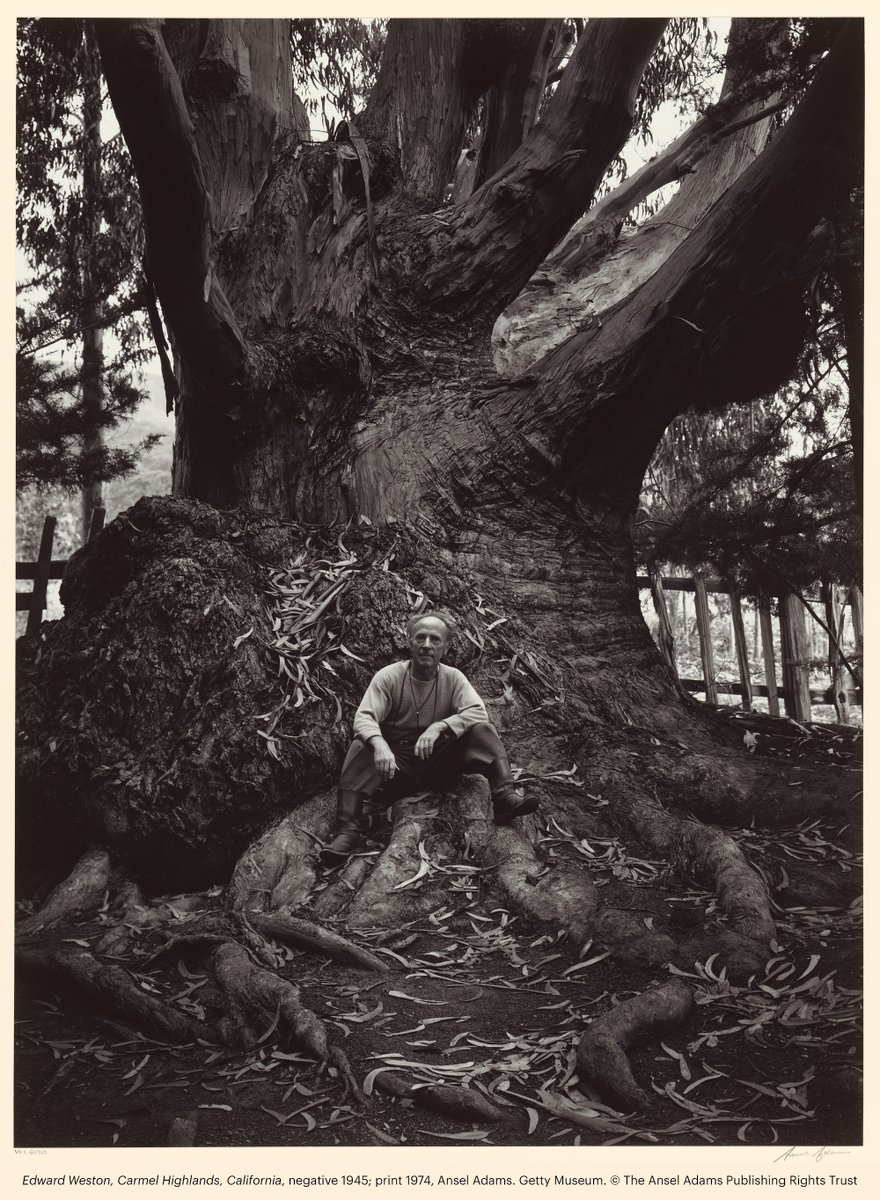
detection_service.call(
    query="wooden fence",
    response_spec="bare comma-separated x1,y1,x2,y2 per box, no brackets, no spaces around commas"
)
637,571,863,724
16,507,106,636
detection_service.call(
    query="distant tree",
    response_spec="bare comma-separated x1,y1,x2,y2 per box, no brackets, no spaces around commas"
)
637,283,860,598
289,18,386,135
15,346,156,496
16,17,155,536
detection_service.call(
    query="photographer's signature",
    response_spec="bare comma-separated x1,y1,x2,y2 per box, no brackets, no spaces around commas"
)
774,1146,852,1163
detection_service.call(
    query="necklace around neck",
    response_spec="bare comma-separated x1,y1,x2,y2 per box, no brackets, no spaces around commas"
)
407,662,439,721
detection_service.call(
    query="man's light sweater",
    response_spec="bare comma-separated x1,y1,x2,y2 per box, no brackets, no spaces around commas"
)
352,661,488,743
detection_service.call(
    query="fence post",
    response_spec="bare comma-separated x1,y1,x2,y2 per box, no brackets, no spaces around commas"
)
693,572,718,705
758,599,780,717
779,592,812,721
730,589,753,711
87,504,106,543
849,584,863,661
823,582,851,724
649,570,678,676
25,516,57,637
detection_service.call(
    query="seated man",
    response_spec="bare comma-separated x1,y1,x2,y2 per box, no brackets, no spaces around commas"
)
320,610,539,864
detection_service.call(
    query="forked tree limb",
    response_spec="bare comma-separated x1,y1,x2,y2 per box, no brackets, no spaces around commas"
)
416,19,667,317
478,20,863,504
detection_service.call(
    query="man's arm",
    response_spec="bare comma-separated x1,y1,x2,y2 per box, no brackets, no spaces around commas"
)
440,669,489,737
351,667,397,743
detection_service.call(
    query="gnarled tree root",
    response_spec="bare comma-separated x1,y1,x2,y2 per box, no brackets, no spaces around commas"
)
457,777,677,963
374,1071,507,1123
248,910,388,973
17,849,112,936
150,910,283,969
208,941,363,1101
344,794,450,928
15,944,197,1043
611,788,775,948
227,792,335,913
311,855,373,918
576,978,694,1112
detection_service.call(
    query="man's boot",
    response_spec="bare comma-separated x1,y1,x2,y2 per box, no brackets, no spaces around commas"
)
491,783,539,823
319,790,365,864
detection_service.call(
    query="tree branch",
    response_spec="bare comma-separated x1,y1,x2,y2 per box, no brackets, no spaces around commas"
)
480,20,863,512
96,18,246,393
495,18,795,375
473,20,565,190
555,98,791,278
359,19,482,204
413,18,667,317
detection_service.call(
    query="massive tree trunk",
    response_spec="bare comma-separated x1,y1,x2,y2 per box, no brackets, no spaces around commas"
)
16,19,863,1129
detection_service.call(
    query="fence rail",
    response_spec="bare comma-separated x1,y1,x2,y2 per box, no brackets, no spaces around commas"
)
16,508,105,634
636,572,863,724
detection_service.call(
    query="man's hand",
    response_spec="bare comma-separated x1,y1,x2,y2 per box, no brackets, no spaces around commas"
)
414,722,449,760
371,737,398,781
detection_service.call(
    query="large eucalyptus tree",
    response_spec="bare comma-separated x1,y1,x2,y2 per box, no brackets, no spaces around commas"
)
17,18,862,1105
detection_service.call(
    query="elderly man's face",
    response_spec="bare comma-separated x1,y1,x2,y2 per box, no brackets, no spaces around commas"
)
407,616,450,674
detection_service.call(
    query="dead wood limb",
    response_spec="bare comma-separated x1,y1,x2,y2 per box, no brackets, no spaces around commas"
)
208,941,362,1100
17,848,112,935
249,910,389,973
16,944,196,1043
576,978,694,1111
374,1071,507,1123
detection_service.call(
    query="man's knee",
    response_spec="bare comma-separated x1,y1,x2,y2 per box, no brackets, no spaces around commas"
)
461,722,502,749
339,740,381,793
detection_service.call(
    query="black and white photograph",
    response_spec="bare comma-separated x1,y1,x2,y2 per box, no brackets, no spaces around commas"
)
13,7,864,1169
